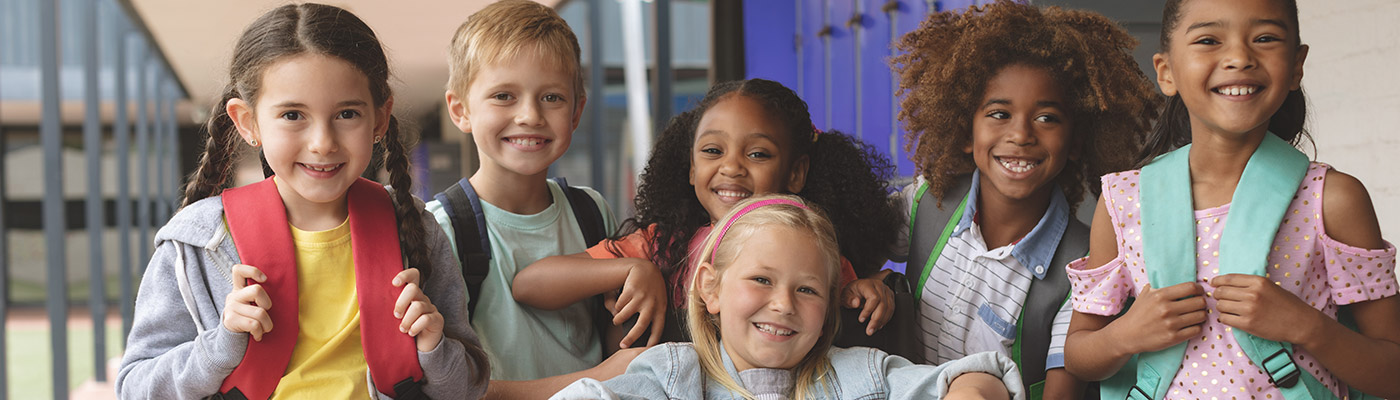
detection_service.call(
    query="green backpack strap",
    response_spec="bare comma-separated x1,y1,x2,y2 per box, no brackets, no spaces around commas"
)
1119,134,1335,399
907,176,972,300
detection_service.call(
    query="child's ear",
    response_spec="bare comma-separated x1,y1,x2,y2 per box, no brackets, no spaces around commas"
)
374,96,395,138
226,98,259,146
569,94,587,133
1153,52,1178,97
786,155,810,193
445,90,472,134
1290,44,1309,91
696,262,722,315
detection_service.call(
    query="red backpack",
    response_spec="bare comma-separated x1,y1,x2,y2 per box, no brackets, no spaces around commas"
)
215,177,425,400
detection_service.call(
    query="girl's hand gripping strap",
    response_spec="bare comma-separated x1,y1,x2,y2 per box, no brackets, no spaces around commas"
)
1128,134,1330,400
709,198,810,263
218,177,424,400
219,177,301,400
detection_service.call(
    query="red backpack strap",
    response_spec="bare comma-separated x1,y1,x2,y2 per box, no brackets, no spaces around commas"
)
345,178,425,398
218,177,300,400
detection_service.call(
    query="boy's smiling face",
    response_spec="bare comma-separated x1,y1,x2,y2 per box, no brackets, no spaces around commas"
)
447,47,584,181
966,64,1072,205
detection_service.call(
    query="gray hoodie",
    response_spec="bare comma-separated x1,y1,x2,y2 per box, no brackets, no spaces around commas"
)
116,193,489,399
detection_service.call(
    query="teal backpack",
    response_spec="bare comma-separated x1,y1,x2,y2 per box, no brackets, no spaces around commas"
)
1103,134,1378,400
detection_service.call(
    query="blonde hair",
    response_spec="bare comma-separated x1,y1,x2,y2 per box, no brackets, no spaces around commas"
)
686,194,842,399
446,0,584,99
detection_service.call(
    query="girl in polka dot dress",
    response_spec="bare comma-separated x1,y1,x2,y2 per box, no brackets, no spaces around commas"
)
1062,0,1400,399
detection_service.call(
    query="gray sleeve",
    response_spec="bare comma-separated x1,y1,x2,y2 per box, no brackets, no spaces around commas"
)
117,241,247,399
886,351,1026,400
416,206,491,399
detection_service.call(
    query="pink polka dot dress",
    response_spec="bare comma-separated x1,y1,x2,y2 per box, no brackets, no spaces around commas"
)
1067,163,1397,399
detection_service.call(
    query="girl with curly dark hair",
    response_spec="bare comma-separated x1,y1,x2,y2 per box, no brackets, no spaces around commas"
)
888,1,1160,398
513,79,903,350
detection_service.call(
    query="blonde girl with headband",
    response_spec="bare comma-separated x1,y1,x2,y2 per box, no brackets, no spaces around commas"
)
552,195,1024,400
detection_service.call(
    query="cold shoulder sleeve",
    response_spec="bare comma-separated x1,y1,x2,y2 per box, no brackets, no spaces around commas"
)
1317,234,1397,304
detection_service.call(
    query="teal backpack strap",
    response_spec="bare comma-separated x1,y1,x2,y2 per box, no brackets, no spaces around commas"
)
1122,135,1335,399
907,175,972,300
1218,136,1334,399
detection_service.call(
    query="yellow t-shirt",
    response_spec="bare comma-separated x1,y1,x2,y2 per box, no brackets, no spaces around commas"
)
270,219,369,399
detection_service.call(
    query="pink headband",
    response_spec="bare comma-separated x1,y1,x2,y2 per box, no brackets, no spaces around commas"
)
708,198,809,263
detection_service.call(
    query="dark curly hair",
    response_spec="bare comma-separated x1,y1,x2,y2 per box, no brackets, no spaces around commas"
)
894,0,1161,208
612,79,901,283
1140,0,1311,165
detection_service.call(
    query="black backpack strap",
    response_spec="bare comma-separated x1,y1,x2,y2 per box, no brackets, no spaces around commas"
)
433,177,492,320
906,175,974,294
551,177,608,247
1018,214,1089,388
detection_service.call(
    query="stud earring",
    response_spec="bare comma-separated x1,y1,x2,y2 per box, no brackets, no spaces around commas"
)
249,139,259,147
374,135,384,144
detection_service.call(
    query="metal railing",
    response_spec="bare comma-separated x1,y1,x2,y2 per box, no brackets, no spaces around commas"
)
1,0,187,398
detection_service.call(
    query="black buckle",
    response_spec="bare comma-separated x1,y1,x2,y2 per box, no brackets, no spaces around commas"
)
1261,349,1301,388
1126,384,1152,400
393,377,427,400
209,388,247,400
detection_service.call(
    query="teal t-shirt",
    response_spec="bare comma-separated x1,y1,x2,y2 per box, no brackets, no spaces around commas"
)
425,180,616,380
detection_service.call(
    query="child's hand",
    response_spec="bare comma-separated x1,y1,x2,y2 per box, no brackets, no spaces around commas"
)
1211,274,1320,344
946,372,1011,400
841,277,895,336
1113,282,1208,354
392,268,444,352
223,264,274,341
613,260,666,349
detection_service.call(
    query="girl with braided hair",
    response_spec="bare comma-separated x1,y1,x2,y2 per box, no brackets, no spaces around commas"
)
118,4,488,398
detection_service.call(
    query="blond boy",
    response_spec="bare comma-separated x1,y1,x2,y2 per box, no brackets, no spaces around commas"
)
427,1,634,395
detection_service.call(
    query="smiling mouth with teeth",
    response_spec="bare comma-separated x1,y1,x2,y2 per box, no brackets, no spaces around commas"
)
302,163,341,172
507,137,547,146
754,323,795,337
715,190,752,200
996,157,1039,174
1213,85,1259,96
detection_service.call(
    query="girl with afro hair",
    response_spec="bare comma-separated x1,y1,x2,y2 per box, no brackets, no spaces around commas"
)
886,1,1159,398
513,78,904,351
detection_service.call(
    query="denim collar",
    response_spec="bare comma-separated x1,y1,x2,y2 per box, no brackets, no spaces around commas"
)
951,170,1069,280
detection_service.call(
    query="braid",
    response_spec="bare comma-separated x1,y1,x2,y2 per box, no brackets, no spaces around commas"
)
381,116,429,277
182,88,243,207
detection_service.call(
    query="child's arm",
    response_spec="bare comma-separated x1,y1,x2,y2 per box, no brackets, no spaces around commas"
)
1064,197,1208,381
117,243,249,399
485,347,645,399
514,252,667,347
1039,369,1084,400
415,213,492,399
1210,171,1400,397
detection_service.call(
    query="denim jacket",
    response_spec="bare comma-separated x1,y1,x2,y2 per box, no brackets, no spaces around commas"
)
552,343,1025,399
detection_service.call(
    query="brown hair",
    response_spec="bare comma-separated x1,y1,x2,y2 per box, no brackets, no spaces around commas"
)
894,0,1161,207
178,6,490,381
446,0,583,100
688,194,841,400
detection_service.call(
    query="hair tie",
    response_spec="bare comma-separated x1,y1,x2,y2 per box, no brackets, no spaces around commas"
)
708,198,809,263
810,123,821,143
